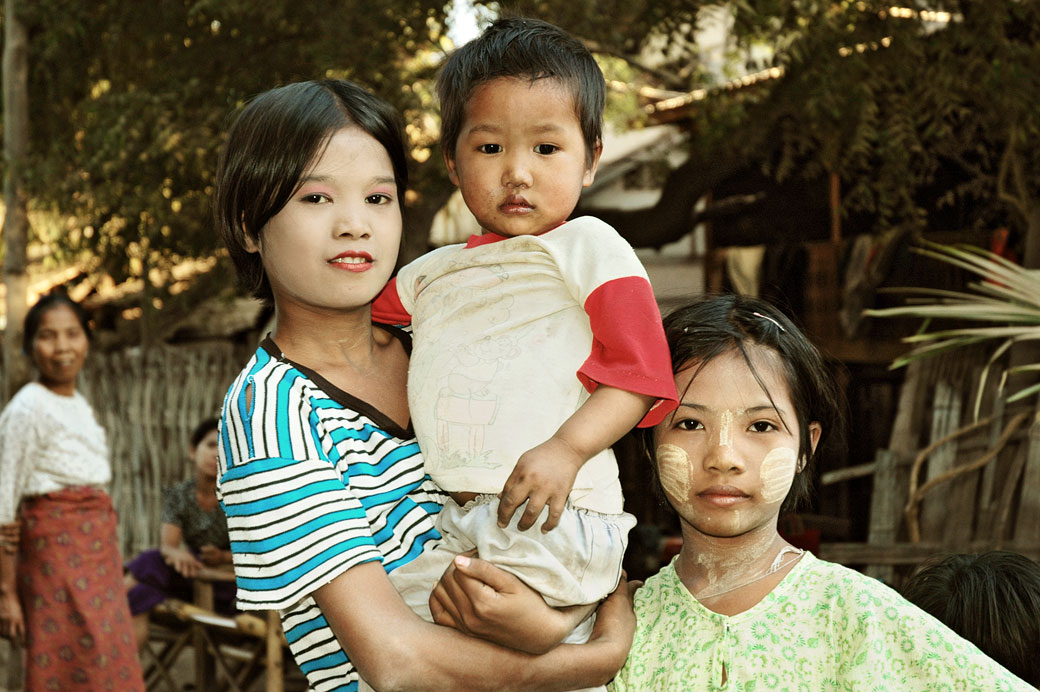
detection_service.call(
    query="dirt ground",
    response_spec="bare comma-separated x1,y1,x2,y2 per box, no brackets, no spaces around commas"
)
0,637,306,692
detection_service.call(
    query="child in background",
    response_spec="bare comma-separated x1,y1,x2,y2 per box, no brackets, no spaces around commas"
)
609,294,1033,691
124,417,235,647
903,551,1040,687
374,17,677,653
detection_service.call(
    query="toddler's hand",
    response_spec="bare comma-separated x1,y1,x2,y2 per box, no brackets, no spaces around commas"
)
498,437,583,532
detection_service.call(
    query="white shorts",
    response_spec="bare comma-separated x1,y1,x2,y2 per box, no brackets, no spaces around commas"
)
389,493,636,616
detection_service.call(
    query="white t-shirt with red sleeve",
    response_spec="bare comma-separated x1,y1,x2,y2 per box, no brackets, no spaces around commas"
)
373,216,678,514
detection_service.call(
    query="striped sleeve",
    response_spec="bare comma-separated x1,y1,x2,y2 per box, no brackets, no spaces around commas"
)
219,455,382,610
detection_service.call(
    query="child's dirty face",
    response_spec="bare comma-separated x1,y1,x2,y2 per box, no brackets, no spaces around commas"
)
653,347,819,540
446,77,600,238
249,126,402,314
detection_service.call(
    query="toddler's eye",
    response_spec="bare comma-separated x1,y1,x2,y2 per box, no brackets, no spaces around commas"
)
477,144,502,154
366,193,393,205
301,193,330,204
534,144,559,155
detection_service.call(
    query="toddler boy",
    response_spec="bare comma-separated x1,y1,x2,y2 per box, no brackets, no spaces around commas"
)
374,16,677,661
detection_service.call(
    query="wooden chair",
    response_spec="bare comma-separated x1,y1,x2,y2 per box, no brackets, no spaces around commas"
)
190,567,287,692
141,602,195,692
141,567,289,692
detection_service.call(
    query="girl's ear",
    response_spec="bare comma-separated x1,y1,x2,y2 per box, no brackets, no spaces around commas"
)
797,422,822,473
808,421,822,455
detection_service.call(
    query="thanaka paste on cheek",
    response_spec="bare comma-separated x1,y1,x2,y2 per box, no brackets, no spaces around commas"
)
656,443,692,502
759,447,798,503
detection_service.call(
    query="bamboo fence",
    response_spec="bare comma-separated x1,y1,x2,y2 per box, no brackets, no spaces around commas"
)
78,342,247,558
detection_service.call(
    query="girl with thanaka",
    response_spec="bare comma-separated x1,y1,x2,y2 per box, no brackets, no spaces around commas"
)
214,79,634,692
609,295,1033,691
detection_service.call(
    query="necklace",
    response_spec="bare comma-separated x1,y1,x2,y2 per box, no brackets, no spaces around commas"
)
693,546,805,602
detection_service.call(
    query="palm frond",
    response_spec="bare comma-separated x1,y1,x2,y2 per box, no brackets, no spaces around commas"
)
865,241,1040,411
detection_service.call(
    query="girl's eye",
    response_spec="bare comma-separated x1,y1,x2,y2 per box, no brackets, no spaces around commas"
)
477,144,502,154
301,193,330,204
676,419,704,432
749,421,778,433
366,193,393,205
534,144,559,155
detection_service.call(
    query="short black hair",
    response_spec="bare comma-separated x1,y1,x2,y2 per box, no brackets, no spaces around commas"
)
437,17,604,166
903,551,1040,685
648,294,844,513
215,79,409,303
22,289,92,357
189,417,220,449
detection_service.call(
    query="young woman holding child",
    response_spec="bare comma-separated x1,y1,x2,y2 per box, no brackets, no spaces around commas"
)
608,294,1033,691
214,78,634,692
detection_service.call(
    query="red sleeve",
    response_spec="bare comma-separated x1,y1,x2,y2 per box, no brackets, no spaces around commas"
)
577,276,679,427
371,277,412,326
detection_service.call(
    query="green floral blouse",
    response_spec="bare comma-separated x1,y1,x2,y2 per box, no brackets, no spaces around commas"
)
609,551,1032,691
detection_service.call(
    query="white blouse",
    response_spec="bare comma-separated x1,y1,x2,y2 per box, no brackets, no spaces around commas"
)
0,382,110,522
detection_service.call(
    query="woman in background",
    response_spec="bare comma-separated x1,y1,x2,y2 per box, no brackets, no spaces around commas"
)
0,290,144,691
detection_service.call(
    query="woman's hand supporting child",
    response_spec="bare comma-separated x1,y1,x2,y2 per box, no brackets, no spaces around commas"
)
429,553,619,654
498,385,655,532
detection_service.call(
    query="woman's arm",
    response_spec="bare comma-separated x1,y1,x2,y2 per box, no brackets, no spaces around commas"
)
0,548,23,644
158,523,202,578
0,521,18,553
314,560,634,692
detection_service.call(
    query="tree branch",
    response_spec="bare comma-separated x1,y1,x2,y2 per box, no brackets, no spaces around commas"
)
583,40,691,91
997,129,1029,221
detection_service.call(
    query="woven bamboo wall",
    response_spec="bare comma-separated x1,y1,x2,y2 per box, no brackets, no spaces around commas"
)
79,342,246,558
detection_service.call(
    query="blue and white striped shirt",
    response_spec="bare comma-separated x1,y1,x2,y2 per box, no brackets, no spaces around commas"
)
217,331,444,692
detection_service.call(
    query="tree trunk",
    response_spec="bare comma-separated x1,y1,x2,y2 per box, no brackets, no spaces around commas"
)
1023,205,1040,270
3,0,30,404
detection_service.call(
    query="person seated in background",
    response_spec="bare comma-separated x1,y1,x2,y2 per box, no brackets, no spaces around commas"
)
902,550,1040,687
124,417,235,647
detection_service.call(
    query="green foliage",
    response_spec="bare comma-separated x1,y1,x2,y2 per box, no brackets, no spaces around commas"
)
18,0,452,292
684,1,1040,241
8,0,1040,319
